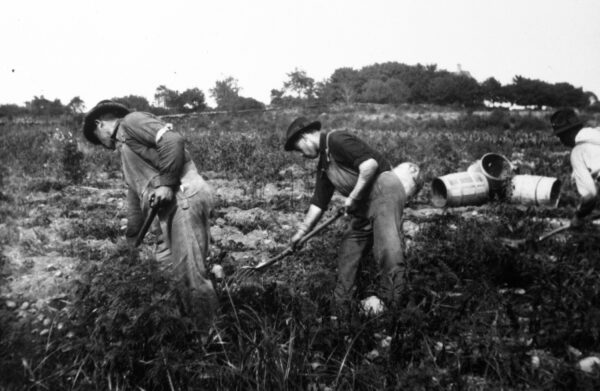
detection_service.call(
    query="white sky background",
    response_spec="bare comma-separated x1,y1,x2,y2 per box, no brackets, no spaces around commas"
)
1,0,599,109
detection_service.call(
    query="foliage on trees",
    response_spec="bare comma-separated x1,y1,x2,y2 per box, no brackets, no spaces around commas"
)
210,77,265,112
310,62,592,109
428,72,482,107
498,76,589,109
0,61,595,119
154,85,179,110
0,104,28,119
112,95,151,112
26,96,66,116
177,88,208,112
66,96,86,115
154,86,207,113
283,68,316,100
233,96,266,111
319,67,363,105
481,77,503,103
210,77,240,112
270,68,322,108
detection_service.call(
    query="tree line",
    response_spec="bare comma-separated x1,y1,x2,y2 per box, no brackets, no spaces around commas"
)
272,63,596,110
0,61,597,119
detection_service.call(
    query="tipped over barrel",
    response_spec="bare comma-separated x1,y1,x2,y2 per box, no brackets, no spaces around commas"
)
510,175,561,207
431,172,489,207
467,153,513,197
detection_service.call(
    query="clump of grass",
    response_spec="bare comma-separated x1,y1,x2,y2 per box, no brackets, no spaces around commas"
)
62,137,85,184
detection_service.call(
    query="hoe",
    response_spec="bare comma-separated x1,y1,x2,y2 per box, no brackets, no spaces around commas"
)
135,196,159,247
237,207,345,278
500,212,600,249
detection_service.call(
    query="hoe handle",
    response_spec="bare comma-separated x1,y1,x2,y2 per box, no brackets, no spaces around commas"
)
135,206,159,247
296,207,345,248
251,207,345,271
537,225,570,242
537,212,600,242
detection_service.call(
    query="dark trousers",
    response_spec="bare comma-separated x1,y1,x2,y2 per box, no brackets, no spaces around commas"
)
333,171,407,307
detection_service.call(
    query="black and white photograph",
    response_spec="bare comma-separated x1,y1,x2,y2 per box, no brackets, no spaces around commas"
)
1,0,599,389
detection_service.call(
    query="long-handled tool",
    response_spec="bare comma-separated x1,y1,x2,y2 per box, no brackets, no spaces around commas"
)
500,212,600,249
134,204,159,247
239,207,345,275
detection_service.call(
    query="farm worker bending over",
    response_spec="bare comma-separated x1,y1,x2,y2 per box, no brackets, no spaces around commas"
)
551,108,600,228
82,100,217,327
284,117,416,315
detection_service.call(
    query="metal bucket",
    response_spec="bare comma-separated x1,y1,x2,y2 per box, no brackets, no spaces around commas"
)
467,153,513,197
510,175,561,207
431,171,489,207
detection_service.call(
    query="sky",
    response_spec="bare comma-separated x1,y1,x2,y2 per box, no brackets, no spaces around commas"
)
1,0,599,109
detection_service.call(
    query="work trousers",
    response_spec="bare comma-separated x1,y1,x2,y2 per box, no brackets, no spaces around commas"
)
333,171,407,307
154,177,217,328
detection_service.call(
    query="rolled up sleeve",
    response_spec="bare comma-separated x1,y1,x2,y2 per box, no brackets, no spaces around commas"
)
121,112,185,189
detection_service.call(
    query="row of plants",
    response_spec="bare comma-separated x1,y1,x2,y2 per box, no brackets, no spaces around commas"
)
2,200,600,389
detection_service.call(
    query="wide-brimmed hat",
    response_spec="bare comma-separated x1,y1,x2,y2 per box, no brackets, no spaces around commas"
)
550,108,584,135
284,117,321,151
82,100,131,144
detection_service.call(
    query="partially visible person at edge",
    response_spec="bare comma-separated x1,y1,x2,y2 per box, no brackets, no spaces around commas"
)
551,108,600,228
82,100,217,327
283,117,419,320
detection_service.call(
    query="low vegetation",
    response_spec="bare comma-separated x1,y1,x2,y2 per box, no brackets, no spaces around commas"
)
1,104,599,390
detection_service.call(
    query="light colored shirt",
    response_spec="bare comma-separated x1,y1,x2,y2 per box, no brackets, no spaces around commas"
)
117,111,190,188
115,111,205,240
571,127,600,199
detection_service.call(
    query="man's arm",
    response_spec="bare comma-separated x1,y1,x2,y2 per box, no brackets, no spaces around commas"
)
153,130,186,188
291,204,324,248
121,114,185,204
344,158,378,213
348,158,378,201
570,147,598,226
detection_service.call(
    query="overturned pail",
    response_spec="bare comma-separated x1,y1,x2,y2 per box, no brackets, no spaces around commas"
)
467,153,513,197
510,175,561,207
431,172,489,207
392,162,423,199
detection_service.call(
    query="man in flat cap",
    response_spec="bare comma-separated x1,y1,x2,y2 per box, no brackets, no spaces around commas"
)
550,108,600,227
283,117,420,319
82,100,217,325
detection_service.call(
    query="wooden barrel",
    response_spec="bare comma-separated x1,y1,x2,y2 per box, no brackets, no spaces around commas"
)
510,175,561,207
431,172,489,207
467,153,513,197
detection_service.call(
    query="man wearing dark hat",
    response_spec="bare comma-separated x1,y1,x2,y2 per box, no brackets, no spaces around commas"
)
551,108,600,227
284,117,408,316
83,100,217,325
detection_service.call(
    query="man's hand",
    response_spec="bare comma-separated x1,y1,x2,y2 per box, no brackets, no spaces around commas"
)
290,229,307,250
344,196,359,216
150,186,174,208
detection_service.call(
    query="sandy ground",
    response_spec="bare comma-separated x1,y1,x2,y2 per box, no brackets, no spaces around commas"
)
0,172,573,314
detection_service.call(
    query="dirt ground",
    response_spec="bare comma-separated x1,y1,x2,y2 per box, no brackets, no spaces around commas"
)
1,167,575,317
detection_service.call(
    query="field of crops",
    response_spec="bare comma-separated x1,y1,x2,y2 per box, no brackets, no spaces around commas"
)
1,104,600,390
